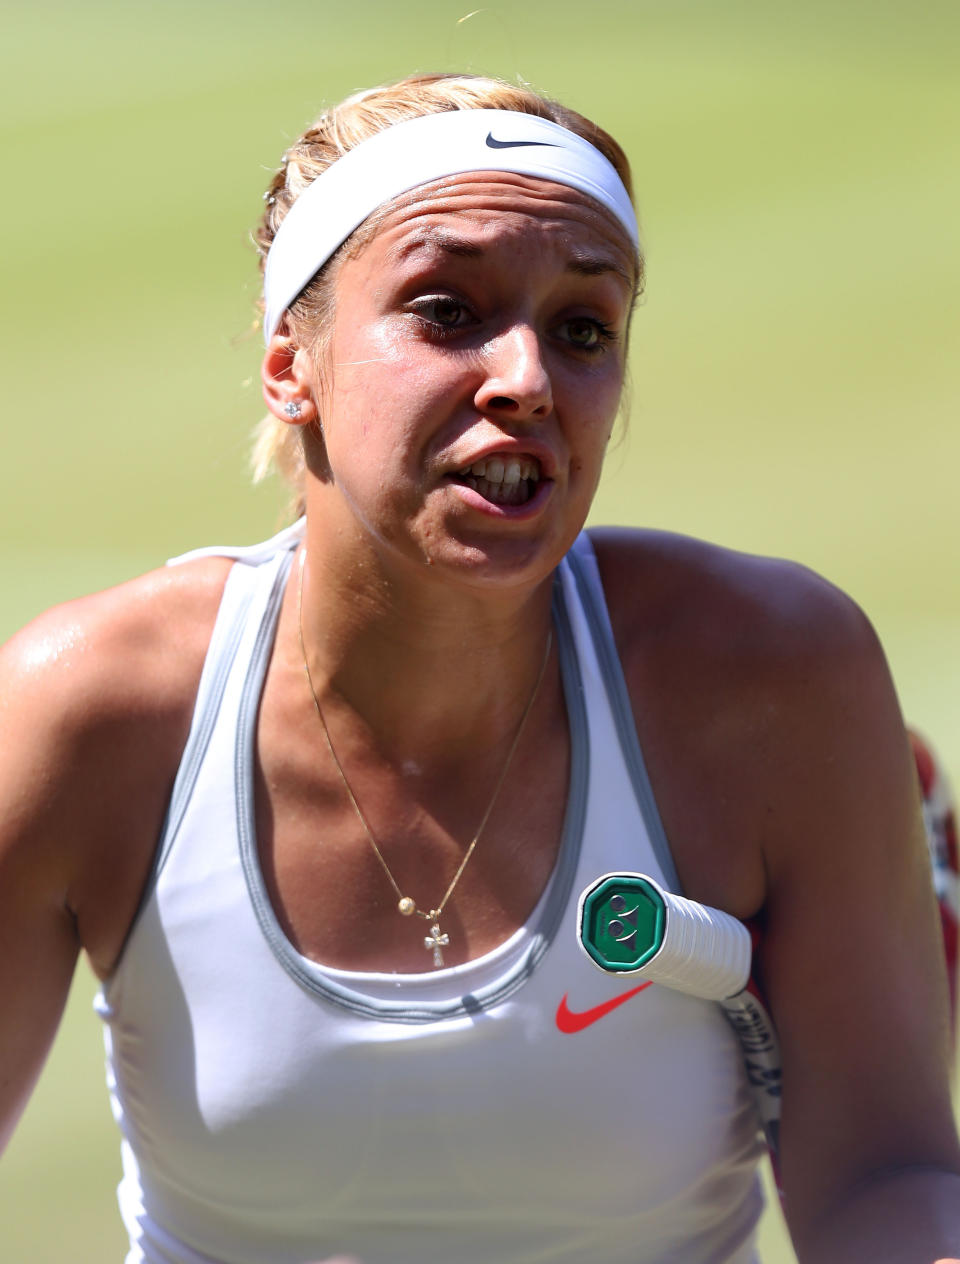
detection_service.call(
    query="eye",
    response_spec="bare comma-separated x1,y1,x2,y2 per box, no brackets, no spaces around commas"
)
556,316,616,352
408,295,475,333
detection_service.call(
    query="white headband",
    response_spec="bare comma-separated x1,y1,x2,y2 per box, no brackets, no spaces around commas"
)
262,108,638,343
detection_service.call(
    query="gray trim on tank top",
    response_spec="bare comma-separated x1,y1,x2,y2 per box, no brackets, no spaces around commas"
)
236,566,589,1024
152,576,263,882
565,540,683,894
105,567,265,978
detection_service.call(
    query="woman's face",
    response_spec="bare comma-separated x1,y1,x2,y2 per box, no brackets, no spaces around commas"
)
306,171,637,590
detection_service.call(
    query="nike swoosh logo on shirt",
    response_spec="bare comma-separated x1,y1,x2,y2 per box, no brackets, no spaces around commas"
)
555,982,653,1034
485,133,560,150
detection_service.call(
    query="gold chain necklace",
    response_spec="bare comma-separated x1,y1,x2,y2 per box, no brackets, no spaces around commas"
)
296,549,553,968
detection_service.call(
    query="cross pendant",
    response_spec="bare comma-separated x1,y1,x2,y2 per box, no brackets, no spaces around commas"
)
424,923,450,968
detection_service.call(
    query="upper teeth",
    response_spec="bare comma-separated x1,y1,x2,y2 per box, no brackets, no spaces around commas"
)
461,457,540,484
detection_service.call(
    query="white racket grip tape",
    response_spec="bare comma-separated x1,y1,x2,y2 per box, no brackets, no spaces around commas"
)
649,886,753,999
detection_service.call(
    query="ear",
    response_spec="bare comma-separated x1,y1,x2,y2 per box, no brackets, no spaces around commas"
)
261,326,318,427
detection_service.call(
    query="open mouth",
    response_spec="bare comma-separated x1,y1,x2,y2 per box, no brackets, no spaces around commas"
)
453,455,543,507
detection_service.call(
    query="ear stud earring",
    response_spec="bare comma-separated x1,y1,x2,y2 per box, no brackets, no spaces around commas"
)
283,401,303,419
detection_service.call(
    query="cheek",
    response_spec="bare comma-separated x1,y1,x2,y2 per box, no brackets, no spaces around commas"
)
325,318,439,407
326,348,476,460
319,344,394,448
569,367,623,444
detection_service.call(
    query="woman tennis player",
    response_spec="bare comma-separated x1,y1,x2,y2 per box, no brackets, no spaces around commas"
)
1,73,958,1263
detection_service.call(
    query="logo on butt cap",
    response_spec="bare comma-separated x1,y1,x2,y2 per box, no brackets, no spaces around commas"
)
577,872,666,974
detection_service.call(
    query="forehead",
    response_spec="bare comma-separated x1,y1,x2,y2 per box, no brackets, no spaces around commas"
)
344,172,640,290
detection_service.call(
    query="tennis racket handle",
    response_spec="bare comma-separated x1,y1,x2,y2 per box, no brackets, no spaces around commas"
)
577,871,752,1000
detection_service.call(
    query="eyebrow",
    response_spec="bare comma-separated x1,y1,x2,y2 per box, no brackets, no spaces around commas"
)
392,229,636,292
391,230,484,262
565,251,635,290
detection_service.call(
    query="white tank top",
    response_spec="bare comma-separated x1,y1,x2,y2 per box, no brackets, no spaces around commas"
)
96,526,764,1264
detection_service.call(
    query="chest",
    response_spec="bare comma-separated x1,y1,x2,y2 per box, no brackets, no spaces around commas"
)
252,662,571,973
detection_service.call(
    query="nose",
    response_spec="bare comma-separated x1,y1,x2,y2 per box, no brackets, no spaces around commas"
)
474,323,553,421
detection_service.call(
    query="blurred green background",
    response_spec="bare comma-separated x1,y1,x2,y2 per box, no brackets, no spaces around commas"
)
2,1,957,1259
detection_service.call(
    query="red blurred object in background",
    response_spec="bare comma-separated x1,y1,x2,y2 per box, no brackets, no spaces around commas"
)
909,728,959,1040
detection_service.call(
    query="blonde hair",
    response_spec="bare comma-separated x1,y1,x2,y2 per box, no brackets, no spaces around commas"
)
251,72,640,510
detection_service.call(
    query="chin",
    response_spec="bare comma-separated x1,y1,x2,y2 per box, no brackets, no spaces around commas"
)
417,526,578,592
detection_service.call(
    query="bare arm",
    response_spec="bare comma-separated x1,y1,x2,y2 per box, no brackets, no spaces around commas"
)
0,703,80,1152
592,528,960,1263
0,560,229,1151
757,597,960,1261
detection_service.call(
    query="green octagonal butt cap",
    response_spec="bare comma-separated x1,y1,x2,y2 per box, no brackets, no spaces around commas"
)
577,872,667,974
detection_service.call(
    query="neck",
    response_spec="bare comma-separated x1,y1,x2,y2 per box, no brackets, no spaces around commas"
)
290,515,558,764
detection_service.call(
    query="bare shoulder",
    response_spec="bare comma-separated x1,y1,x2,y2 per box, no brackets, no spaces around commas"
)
587,525,895,849
1,556,233,743
0,557,233,974
588,524,877,673
584,525,900,908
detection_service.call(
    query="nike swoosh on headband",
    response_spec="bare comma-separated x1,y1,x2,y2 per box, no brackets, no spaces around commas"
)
484,132,560,150
555,983,653,1034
